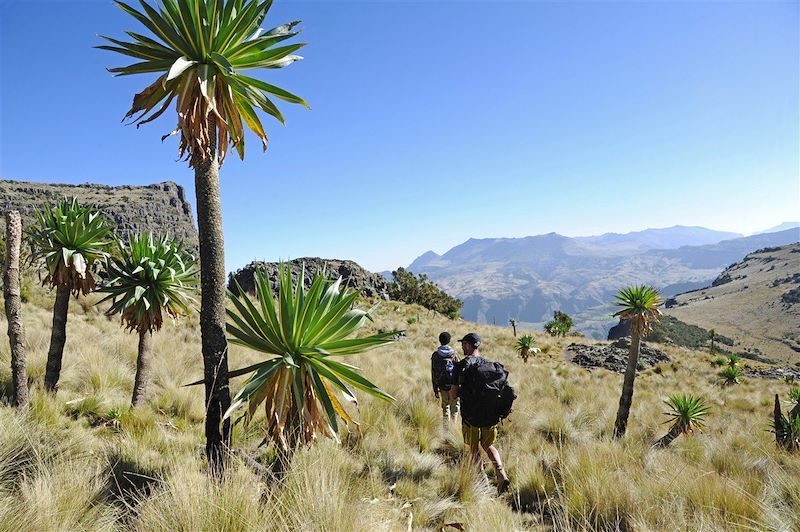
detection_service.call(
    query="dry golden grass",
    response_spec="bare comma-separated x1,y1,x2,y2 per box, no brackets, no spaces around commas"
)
0,287,799,531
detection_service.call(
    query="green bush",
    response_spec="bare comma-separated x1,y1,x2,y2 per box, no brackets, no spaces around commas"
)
388,267,463,318
544,311,573,337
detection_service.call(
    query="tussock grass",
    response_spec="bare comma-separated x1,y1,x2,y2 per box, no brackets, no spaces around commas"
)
1,285,799,530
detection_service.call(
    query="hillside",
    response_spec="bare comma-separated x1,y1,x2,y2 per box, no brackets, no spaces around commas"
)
0,180,198,250
408,227,800,338
666,242,800,364
0,281,798,530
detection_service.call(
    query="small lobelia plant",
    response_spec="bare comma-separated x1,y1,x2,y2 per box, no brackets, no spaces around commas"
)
720,365,743,386
28,197,114,394
770,389,800,452
790,387,800,418
98,233,198,407
727,354,741,368
224,265,401,457
654,394,711,447
516,335,539,363
710,356,727,367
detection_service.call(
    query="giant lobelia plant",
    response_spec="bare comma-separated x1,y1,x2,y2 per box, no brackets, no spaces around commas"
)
99,233,198,407
28,198,114,394
611,284,663,439
100,0,309,473
224,265,400,453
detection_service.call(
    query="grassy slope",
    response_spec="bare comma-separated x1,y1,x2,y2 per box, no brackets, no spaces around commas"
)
0,288,799,531
667,244,800,364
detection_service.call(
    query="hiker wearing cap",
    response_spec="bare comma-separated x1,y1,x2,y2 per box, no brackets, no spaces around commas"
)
431,332,460,426
451,332,513,494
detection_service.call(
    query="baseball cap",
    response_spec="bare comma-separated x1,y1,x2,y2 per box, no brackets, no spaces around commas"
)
457,332,481,347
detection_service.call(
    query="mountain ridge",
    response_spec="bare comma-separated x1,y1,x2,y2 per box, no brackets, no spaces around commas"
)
406,226,800,339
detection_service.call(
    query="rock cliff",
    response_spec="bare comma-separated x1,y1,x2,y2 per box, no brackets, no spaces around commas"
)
0,180,197,250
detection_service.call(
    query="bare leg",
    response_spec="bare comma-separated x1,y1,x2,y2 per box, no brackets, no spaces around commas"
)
482,442,510,493
440,392,451,427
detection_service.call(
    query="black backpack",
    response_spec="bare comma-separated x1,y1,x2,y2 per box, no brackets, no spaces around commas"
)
460,357,517,427
432,351,458,389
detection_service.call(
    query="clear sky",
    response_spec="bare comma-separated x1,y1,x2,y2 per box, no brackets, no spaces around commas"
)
1,0,798,272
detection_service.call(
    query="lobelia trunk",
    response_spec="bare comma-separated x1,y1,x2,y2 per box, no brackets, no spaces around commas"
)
194,115,231,476
44,284,71,394
4,211,29,408
655,422,684,448
131,328,153,408
613,334,641,439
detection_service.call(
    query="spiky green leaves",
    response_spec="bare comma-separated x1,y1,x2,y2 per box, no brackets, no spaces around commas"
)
98,233,198,333
515,334,538,362
100,0,309,166
655,394,711,447
663,394,710,434
516,335,535,351
720,365,743,386
612,285,663,337
771,392,800,452
224,265,401,449
27,198,114,296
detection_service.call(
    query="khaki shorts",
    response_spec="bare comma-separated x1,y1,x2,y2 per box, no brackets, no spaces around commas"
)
462,422,498,449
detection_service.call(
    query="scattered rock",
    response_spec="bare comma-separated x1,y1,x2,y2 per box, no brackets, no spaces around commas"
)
746,367,800,380
228,258,391,300
566,338,670,373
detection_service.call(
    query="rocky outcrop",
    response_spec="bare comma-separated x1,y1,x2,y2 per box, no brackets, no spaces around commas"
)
0,180,197,250
607,319,631,340
746,367,800,380
566,338,670,373
228,258,391,299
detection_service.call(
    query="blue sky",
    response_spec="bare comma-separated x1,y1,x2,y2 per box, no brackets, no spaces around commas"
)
1,0,798,272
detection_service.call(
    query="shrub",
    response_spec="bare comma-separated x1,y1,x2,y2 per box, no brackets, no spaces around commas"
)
544,311,573,337
388,267,463,318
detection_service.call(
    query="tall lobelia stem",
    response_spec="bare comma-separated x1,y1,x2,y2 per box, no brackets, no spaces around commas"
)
44,284,70,394
4,211,29,408
194,114,231,476
131,328,153,408
613,333,641,438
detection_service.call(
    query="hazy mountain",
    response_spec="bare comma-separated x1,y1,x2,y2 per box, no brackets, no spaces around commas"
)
753,222,800,235
574,225,742,251
408,227,800,339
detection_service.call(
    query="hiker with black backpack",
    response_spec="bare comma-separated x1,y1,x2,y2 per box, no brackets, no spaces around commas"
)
431,332,460,426
451,332,515,494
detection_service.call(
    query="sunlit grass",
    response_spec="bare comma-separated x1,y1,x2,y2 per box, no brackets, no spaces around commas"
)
0,284,798,530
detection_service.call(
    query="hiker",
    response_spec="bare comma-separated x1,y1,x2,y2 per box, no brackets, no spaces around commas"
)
431,331,459,425
451,332,512,494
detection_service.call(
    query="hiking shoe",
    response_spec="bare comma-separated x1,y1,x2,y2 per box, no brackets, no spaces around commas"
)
497,477,510,495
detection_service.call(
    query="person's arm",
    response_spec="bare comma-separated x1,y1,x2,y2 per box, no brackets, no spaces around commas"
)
431,354,439,397
450,360,462,399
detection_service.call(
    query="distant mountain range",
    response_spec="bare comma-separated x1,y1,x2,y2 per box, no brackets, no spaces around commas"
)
406,225,800,339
